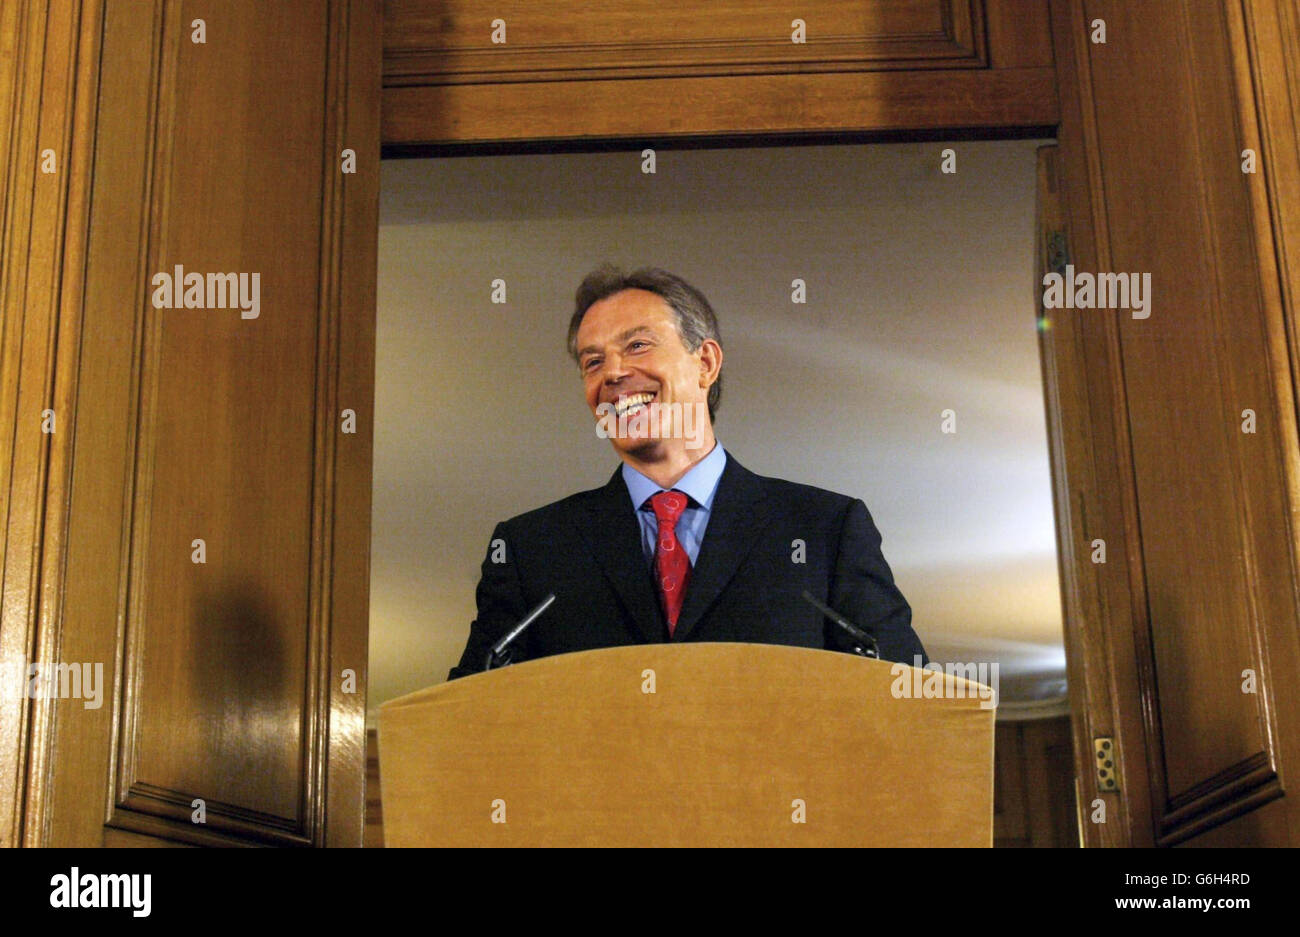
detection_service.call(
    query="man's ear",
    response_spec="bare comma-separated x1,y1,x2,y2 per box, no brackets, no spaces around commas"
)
697,339,723,387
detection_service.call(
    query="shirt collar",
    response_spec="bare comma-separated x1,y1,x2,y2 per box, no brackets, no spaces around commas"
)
622,443,727,512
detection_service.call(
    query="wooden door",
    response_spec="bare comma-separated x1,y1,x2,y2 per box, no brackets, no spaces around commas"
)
1,0,380,847
1045,0,1300,846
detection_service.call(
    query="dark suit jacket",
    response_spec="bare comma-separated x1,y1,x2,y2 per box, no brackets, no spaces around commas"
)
448,453,927,680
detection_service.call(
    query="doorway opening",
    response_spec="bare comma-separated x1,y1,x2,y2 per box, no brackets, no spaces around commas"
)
367,136,1070,846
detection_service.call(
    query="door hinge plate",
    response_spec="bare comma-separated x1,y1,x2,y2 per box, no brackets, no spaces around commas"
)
1094,737,1119,791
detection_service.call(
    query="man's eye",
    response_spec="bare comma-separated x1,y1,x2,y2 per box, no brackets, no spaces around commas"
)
629,341,647,350
583,359,601,371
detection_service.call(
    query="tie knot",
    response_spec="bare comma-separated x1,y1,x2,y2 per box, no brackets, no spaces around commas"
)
650,490,689,525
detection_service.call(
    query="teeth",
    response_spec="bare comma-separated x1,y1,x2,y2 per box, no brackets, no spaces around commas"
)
614,393,654,416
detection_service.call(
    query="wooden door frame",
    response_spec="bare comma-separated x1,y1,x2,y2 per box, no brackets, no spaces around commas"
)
0,0,105,849
368,0,1300,850
372,5,1126,844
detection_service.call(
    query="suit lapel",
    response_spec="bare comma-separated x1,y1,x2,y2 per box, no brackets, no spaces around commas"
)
672,455,772,641
575,455,774,645
575,468,665,644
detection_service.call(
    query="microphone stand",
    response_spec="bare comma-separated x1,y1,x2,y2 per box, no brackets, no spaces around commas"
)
800,590,880,660
485,593,557,671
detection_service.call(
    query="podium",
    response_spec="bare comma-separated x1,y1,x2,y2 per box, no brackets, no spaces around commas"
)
378,643,995,846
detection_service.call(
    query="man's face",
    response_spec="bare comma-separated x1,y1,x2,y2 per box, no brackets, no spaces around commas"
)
574,289,720,458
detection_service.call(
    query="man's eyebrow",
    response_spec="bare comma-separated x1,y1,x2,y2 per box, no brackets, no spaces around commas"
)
576,326,658,359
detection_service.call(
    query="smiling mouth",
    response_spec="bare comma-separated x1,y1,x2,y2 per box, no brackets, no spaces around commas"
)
613,391,656,418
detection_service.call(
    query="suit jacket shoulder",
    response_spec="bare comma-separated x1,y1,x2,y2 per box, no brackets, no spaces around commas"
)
744,469,856,510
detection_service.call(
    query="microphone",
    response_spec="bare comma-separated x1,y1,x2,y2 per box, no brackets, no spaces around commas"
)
800,590,880,660
485,593,556,671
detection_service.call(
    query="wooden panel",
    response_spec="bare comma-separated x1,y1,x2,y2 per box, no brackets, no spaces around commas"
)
1241,1,1300,377
0,0,104,848
994,717,1079,847
381,0,1057,145
1173,793,1290,848
1036,137,1150,846
120,0,328,831
385,0,985,85
383,67,1057,145
102,828,194,848
1023,718,1079,846
364,728,383,847
985,0,1053,68
327,0,382,852
24,0,380,847
1100,1,1268,807
1049,0,1300,845
993,722,1028,844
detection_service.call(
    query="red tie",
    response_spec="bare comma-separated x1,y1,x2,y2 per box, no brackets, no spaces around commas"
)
650,491,692,636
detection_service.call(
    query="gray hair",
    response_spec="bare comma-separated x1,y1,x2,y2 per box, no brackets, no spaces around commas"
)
567,264,723,421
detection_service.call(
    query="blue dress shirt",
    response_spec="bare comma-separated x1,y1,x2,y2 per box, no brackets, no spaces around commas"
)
621,443,728,568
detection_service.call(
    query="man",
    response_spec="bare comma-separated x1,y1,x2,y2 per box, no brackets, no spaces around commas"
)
448,265,927,679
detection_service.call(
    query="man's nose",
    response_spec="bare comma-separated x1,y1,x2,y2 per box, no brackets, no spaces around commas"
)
600,354,632,383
